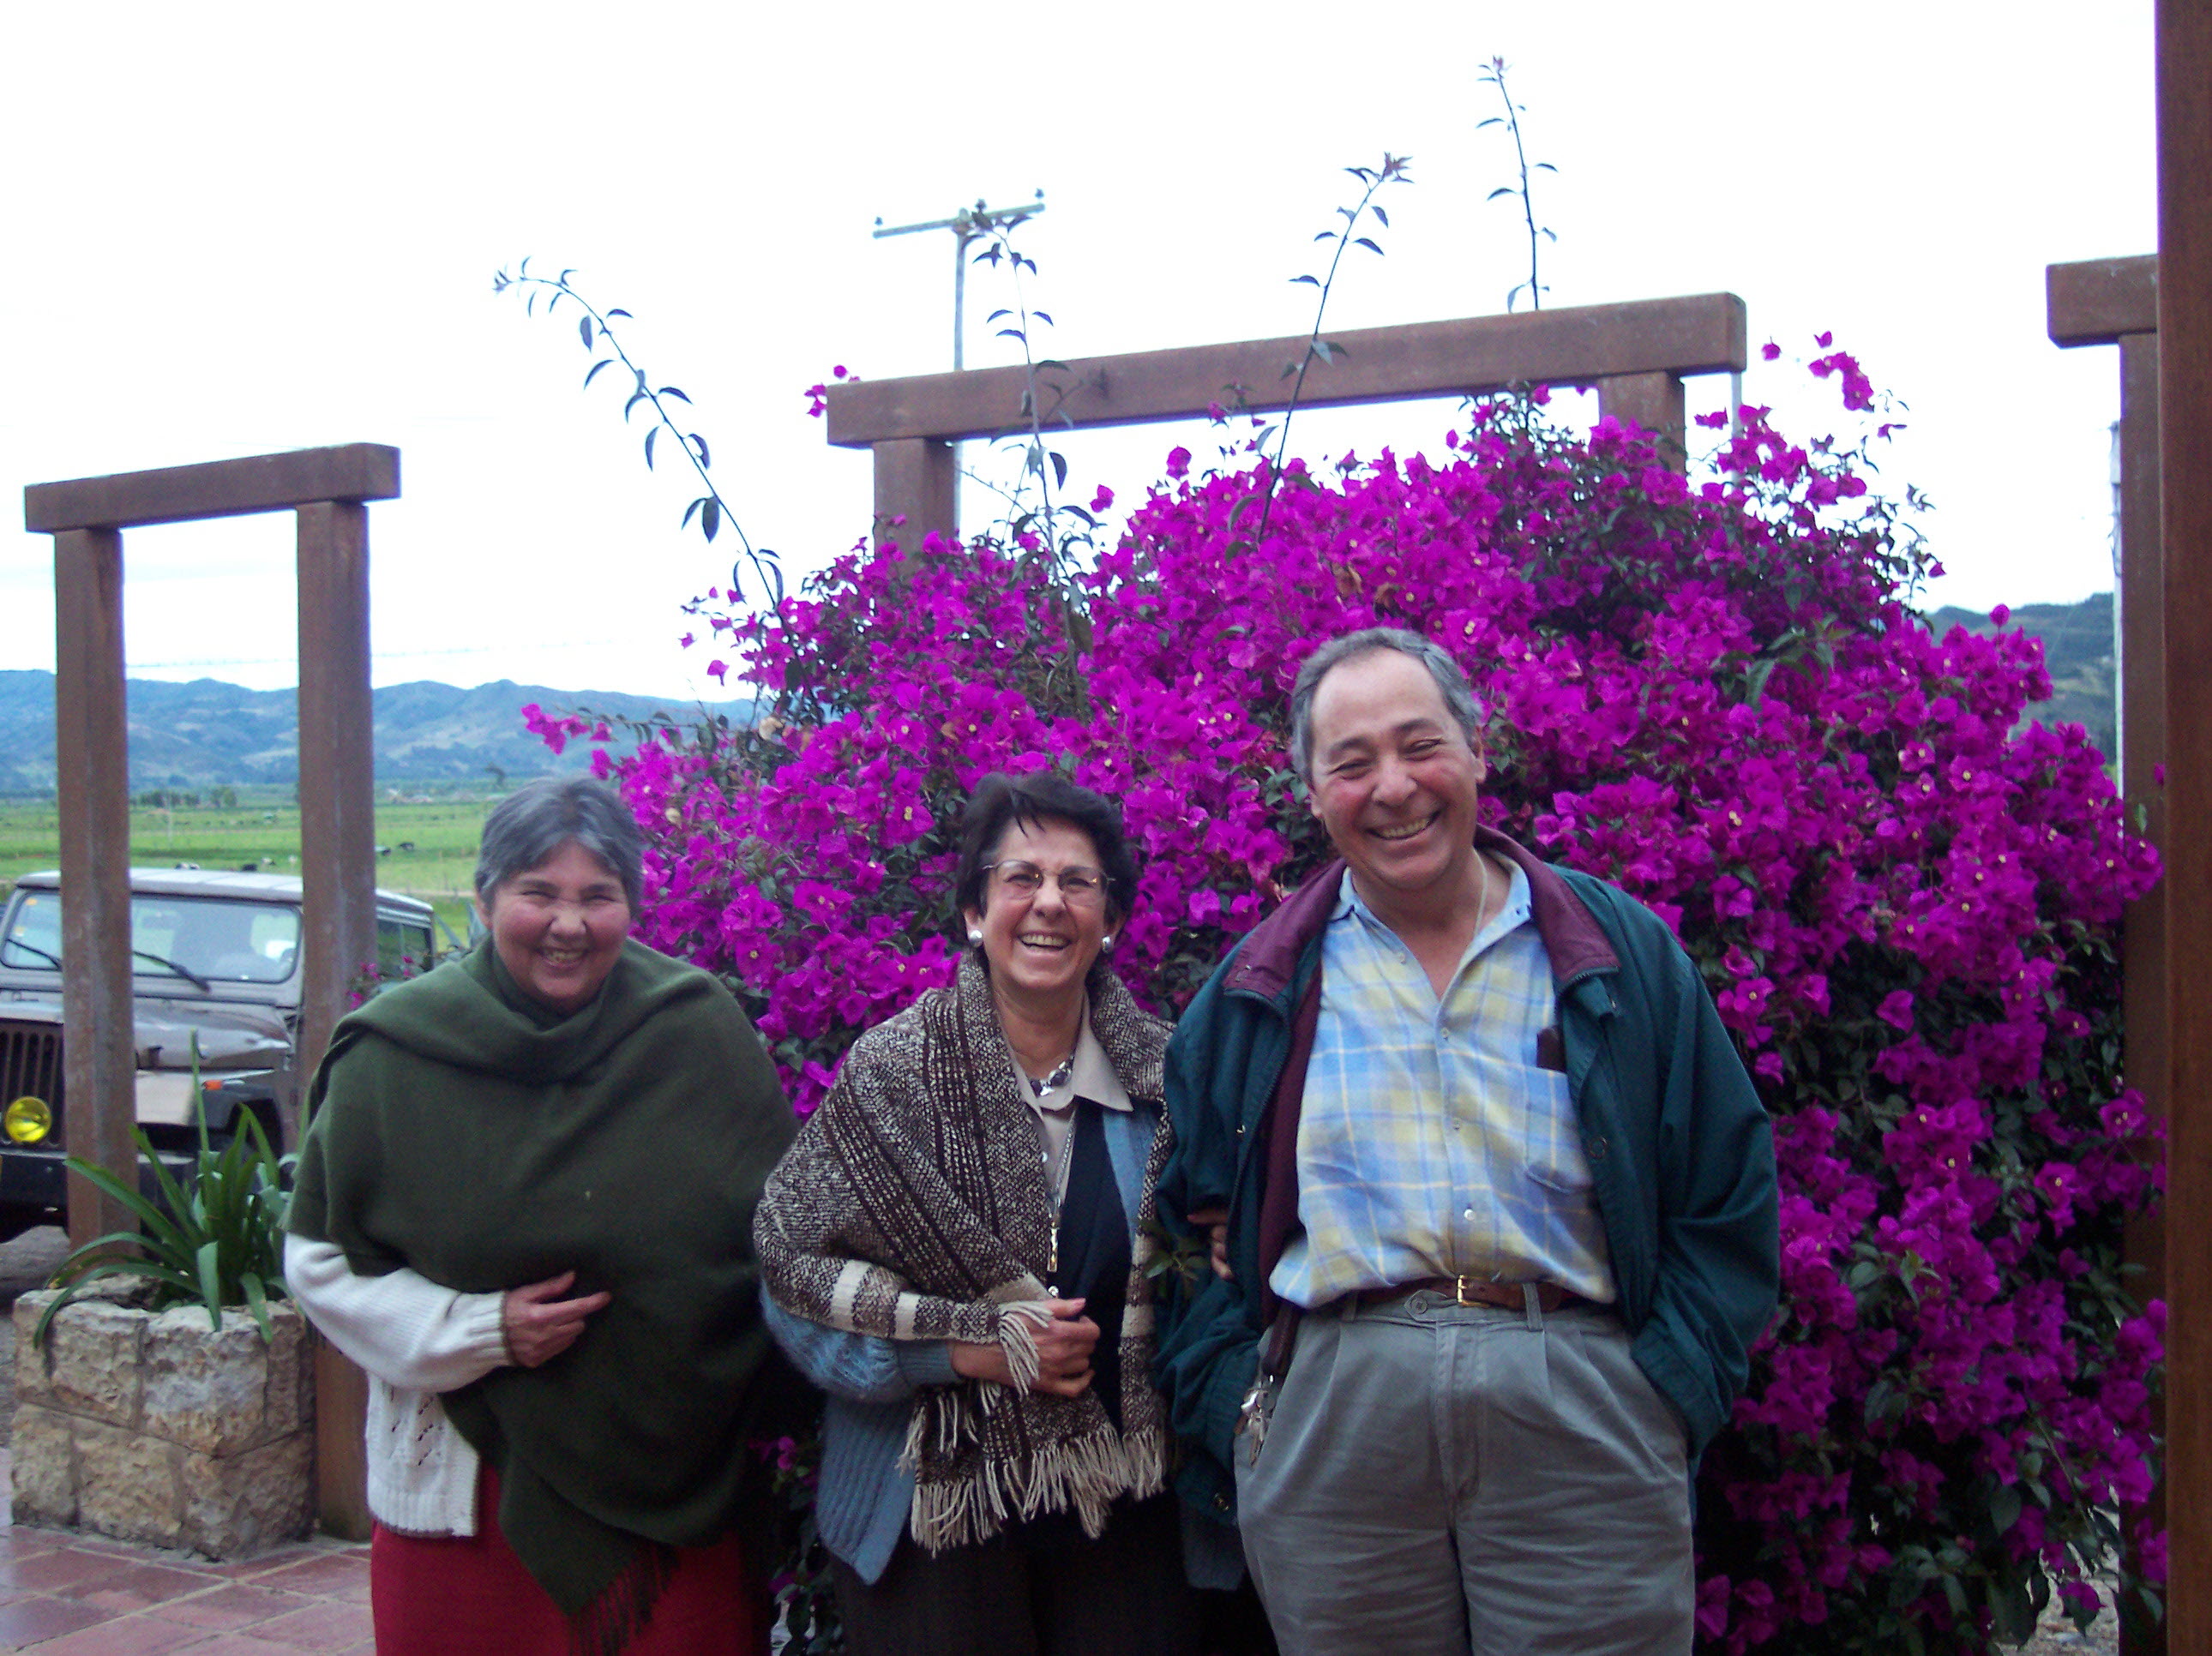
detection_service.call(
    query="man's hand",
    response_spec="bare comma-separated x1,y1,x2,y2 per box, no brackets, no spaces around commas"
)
1187,1208,1234,1281
501,1271,611,1369
951,1297,1101,1397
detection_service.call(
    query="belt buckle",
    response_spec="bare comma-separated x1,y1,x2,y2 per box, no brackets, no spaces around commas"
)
1452,1275,1482,1308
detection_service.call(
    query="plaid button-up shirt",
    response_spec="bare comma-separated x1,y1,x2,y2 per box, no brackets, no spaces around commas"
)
1267,862,1618,1311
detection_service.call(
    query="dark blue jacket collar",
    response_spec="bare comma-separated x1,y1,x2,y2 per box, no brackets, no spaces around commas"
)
1221,825,1619,1005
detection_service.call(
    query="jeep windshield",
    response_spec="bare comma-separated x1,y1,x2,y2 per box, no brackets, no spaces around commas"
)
1,891,300,986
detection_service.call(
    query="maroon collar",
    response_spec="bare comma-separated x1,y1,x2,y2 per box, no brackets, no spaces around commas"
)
1222,825,1618,1005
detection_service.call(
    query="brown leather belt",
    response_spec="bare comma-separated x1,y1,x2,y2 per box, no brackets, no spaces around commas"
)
1349,1275,1584,1313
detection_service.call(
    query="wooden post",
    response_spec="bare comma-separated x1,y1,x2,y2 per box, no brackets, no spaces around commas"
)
1595,371,1687,465
2047,255,2166,1650
2158,1,2212,1651
2120,327,2167,1656
293,501,378,1103
872,437,959,549
294,500,379,1543
51,528,136,1254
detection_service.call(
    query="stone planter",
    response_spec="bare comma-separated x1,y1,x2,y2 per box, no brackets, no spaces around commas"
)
9,1285,315,1557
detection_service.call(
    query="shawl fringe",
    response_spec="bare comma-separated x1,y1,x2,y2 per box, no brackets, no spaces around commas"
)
568,1540,676,1656
907,1423,1169,1554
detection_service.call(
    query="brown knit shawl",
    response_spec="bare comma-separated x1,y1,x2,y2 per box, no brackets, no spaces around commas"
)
754,951,1173,1551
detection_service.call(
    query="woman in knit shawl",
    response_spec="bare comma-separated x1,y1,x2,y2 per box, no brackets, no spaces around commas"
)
286,777,798,1655
755,773,1212,1656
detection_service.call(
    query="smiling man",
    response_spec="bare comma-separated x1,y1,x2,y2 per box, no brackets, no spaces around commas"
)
1154,627,1780,1656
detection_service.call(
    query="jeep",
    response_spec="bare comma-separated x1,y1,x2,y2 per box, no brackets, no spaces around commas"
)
0,868,438,1239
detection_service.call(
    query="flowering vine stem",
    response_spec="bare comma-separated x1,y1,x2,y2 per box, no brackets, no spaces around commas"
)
1478,57,1556,313
966,210,1101,718
1254,154,1411,543
491,261,783,607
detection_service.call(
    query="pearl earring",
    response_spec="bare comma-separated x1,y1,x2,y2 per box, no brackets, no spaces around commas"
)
967,929,983,945
1102,934,1116,949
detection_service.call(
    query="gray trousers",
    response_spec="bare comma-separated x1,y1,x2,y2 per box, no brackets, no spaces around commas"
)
1235,1292,1692,1656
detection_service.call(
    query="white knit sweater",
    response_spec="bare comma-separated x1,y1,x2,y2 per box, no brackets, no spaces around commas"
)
284,1234,509,1536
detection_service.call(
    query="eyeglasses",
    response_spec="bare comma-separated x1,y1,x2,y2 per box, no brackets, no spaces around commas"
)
983,861,1109,907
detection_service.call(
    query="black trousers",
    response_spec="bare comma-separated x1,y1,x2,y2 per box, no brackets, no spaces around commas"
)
827,1493,1203,1656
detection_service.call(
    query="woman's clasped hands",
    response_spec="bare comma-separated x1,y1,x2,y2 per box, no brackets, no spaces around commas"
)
949,1296,1100,1397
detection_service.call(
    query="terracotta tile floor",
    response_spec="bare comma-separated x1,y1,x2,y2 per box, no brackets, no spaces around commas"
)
0,1449,373,1653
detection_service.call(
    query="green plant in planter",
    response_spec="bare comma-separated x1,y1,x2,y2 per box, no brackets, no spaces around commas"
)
31,1085,291,1350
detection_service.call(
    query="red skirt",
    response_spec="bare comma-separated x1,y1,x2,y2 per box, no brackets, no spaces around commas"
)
370,1465,760,1655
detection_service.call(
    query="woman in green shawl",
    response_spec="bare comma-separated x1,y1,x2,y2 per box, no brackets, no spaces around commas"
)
286,777,798,1655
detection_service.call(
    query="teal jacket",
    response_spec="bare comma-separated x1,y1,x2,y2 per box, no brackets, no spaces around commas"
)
1153,828,1779,1526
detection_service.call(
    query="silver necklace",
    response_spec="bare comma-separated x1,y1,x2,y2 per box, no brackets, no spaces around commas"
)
1025,1052,1076,1096
1043,1120,1079,1293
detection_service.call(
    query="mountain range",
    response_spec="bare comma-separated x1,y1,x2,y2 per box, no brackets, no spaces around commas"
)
0,592,2116,792
1926,592,2114,758
0,672,750,792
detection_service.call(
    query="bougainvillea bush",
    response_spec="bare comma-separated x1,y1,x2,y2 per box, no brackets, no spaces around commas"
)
535,356,2162,1653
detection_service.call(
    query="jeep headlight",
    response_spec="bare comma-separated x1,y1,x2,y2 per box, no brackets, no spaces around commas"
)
4,1095,52,1144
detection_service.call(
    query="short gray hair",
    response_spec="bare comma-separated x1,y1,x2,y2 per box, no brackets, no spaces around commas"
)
474,777,645,911
1289,627,1485,784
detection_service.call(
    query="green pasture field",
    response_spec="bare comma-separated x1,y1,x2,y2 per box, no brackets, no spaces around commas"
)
0,790,489,943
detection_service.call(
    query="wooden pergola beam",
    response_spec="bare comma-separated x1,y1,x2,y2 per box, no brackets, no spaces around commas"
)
2048,255,2161,347
826,293,1748,545
25,443,400,532
826,292,1746,446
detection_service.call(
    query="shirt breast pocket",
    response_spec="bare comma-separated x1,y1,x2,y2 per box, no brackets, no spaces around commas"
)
1518,1065,1596,1200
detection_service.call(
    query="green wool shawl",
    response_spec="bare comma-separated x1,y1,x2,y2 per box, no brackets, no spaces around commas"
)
289,938,796,1639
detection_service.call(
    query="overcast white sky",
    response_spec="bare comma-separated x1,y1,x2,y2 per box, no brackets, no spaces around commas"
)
2,3,2156,701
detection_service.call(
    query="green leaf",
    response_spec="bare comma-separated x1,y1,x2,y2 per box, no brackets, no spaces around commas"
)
606,308,631,320
702,499,721,543
583,358,615,390
240,1271,273,1342
658,387,691,404
645,427,658,470
195,1240,223,1329
578,317,593,350
63,1154,187,1257
1989,1482,2023,1533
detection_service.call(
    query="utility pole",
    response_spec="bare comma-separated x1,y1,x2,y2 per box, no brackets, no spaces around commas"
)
874,192,1047,531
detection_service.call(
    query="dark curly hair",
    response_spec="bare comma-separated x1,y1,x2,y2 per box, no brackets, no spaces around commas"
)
953,772,1139,928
